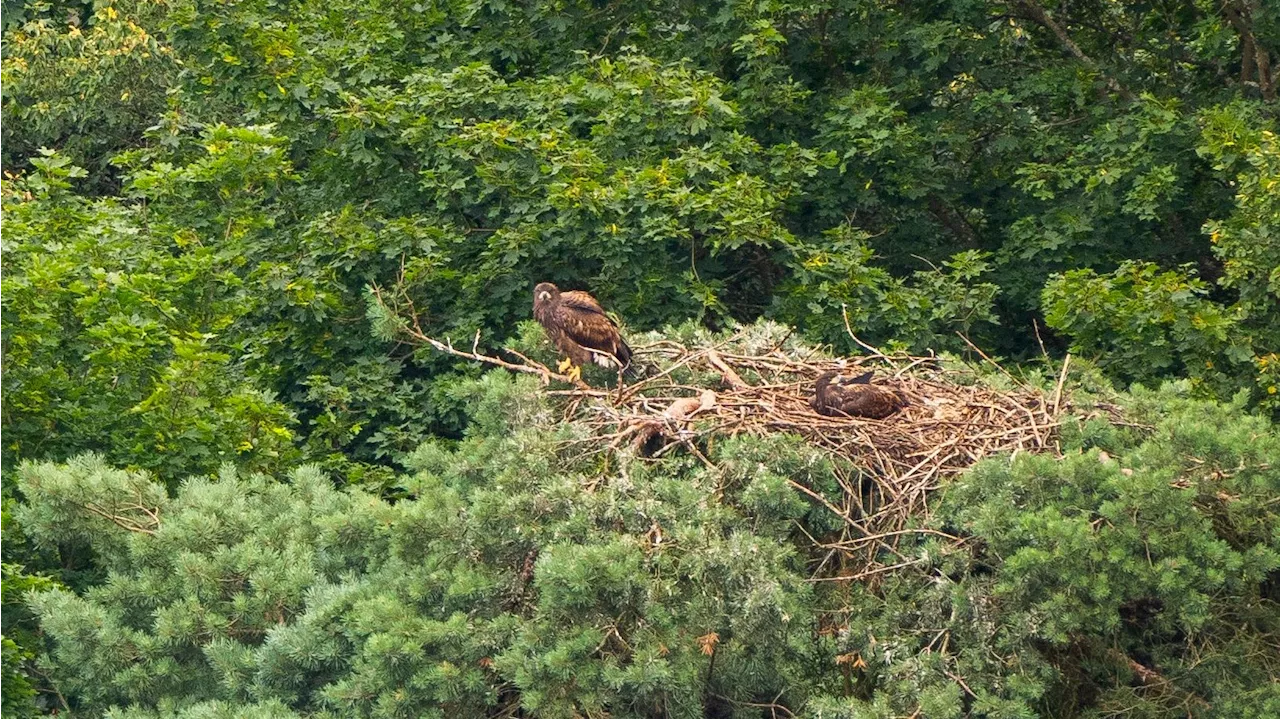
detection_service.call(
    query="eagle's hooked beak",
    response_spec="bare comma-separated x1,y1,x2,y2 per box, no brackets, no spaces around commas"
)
538,291,551,301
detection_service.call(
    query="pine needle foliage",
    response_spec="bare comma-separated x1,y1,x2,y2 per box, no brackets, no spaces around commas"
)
14,331,1280,717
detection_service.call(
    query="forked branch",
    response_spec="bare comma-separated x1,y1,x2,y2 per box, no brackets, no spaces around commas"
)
368,281,591,390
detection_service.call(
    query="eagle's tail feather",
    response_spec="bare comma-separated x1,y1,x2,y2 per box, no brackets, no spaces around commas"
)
609,339,640,379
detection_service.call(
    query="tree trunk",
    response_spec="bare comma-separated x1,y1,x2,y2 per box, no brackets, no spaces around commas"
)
1222,0,1277,101
928,194,980,247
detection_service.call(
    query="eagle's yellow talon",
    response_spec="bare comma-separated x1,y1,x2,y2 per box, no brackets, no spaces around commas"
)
567,365,583,384
557,358,574,374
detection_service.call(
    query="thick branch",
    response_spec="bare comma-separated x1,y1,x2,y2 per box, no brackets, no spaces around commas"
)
1015,0,1091,64
83,503,159,535
1223,0,1276,100
706,349,749,390
1012,0,1133,100
1259,51,1275,101
927,194,979,247
1241,28,1257,84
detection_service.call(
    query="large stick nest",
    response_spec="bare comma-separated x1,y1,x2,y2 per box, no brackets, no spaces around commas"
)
553,337,1073,578
370,286,1081,581
590,341,1067,479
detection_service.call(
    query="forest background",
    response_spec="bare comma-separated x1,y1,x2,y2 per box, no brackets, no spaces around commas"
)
2,0,1279,716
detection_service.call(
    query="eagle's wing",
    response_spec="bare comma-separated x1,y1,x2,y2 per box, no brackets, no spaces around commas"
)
830,384,907,419
556,334,594,367
561,290,609,317
558,291,630,368
831,370,874,387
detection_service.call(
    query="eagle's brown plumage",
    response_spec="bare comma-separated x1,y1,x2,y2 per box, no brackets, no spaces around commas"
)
532,282,632,370
810,370,908,419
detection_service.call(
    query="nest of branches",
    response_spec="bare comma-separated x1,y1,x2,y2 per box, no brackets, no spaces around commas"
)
562,338,1072,579
595,340,1068,475
370,285,1075,580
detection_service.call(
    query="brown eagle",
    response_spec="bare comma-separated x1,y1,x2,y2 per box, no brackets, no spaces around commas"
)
532,282,632,382
810,369,908,420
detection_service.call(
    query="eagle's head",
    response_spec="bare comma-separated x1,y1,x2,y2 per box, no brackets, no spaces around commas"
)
533,282,560,308
814,369,839,394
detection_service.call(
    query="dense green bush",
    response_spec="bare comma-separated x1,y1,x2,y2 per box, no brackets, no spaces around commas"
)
16,374,826,717
13,368,1280,717
938,385,1280,717
3,0,1276,520
2,145,297,480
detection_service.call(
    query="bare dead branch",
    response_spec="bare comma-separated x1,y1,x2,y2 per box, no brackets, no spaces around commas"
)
370,281,590,389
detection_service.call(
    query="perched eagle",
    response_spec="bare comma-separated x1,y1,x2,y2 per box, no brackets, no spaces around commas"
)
810,369,908,420
532,282,632,382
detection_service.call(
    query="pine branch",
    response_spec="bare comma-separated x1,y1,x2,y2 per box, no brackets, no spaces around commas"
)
82,502,159,535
